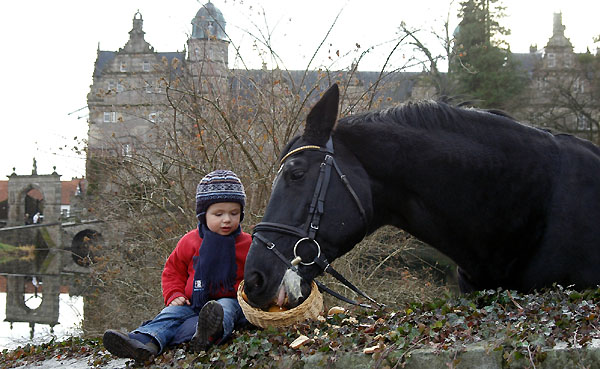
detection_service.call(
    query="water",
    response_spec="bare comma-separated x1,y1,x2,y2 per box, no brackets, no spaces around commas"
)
0,292,84,351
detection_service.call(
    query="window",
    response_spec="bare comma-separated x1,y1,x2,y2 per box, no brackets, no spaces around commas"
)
149,112,159,123
145,81,153,93
108,81,123,93
143,61,151,72
564,55,572,68
573,78,585,94
121,143,132,157
547,53,555,68
120,62,127,72
577,115,589,131
103,112,116,123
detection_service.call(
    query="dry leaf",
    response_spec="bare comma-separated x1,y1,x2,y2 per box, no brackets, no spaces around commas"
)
363,342,385,354
328,306,346,315
290,335,312,349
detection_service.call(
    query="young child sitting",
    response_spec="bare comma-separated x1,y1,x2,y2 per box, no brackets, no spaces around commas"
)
103,170,252,362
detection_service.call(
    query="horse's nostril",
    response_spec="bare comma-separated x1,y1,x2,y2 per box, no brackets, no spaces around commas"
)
244,271,265,294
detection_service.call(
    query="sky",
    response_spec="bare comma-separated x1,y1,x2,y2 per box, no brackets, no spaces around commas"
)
0,0,598,179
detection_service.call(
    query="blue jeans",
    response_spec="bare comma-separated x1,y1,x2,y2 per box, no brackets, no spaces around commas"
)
133,297,248,353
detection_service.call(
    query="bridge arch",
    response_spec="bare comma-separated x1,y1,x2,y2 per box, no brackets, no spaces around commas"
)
70,229,103,267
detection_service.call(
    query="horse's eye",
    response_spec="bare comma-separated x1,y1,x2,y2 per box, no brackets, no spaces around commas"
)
290,169,305,181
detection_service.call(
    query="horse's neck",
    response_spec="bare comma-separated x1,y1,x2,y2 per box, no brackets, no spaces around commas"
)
336,117,556,271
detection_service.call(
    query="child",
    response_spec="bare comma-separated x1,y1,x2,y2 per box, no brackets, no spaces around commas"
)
103,170,252,362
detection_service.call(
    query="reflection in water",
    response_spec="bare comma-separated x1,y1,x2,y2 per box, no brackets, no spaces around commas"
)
0,293,83,350
0,274,84,351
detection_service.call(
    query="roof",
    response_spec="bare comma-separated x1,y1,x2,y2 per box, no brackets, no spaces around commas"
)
229,69,419,103
93,50,185,79
512,52,543,75
192,2,227,40
61,178,85,205
0,181,6,202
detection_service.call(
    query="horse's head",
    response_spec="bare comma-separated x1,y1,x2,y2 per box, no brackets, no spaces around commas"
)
243,84,373,309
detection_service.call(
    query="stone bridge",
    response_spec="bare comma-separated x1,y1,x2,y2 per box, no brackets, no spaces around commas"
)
0,169,107,335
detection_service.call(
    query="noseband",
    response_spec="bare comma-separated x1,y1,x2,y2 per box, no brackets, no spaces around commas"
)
252,137,384,309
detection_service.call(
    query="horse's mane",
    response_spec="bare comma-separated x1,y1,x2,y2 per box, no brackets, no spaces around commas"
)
339,100,532,137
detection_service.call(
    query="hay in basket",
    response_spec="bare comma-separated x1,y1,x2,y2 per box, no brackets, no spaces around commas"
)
237,280,323,328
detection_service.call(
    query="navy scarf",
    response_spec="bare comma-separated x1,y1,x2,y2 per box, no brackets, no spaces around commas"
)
191,224,240,313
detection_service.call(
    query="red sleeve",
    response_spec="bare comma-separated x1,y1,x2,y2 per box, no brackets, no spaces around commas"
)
234,231,252,293
162,230,200,306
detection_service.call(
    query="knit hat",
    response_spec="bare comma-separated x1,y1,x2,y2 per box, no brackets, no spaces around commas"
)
196,170,246,223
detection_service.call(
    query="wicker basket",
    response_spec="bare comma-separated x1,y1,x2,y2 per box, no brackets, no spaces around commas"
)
237,280,323,328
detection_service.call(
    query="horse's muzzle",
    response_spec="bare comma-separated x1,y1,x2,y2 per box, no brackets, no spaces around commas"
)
243,266,312,309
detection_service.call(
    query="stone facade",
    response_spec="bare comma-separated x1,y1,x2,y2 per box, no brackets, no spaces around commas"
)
87,4,230,162
86,11,183,160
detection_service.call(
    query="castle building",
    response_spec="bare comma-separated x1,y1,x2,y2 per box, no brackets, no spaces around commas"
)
87,3,599,164
87,3,233,165
523,13,599,139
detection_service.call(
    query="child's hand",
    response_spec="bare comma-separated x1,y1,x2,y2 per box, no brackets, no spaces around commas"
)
169,296,190,306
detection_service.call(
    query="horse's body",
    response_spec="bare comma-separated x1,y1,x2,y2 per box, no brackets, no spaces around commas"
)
243,84,600,310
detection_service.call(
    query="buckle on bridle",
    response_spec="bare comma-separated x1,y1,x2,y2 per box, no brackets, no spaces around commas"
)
293,237,321,266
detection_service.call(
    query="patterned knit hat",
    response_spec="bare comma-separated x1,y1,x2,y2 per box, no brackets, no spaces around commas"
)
196,170,246,223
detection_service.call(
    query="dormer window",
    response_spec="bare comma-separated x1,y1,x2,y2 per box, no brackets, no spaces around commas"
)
120,62,127,72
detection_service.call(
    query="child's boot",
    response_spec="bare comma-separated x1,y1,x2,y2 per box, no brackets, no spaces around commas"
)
103,330,159,362
190,300,224,352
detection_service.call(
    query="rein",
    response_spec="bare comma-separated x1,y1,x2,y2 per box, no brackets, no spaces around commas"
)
252,137,385,309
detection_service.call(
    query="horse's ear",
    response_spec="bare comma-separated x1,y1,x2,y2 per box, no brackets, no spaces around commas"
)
303,84,339,145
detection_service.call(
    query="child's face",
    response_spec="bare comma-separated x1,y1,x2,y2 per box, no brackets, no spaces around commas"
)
205,202,242,236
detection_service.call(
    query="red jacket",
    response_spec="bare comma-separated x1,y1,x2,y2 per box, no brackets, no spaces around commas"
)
162,228,252,306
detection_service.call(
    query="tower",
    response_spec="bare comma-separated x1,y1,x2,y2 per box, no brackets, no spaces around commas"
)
543,12,574,70
187,1,229,91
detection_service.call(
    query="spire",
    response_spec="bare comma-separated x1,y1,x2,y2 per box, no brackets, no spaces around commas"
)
553,13,565,36
545,12,573,49
121,11,154,53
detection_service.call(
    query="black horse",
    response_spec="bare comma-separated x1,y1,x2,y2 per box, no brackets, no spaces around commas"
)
243,83,600,310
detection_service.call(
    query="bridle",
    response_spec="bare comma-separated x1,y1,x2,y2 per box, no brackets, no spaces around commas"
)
252,137,384,309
